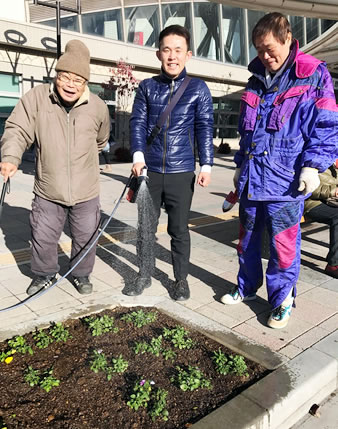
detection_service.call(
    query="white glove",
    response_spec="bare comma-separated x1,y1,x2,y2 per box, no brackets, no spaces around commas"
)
297,167,320,195
233,167,241,189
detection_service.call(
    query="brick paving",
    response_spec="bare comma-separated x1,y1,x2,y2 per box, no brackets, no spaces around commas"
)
0,152,336,354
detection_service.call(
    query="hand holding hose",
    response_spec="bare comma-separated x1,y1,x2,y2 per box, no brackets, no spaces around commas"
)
132,162,146,177
0,162,18,182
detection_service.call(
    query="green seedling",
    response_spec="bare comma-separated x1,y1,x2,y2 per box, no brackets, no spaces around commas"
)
161,348,176,362
85,314,119,336
171,365,212,391
148,336,163,356
121,309,157,328
212,349,248,377
111,355,128,374
212,348,231,375
90,350,119,380
39,369,60,392
127,379,152,411
134,336,163,357
163,325,194,350
230,354,249,377
7,336,33,355
90,350,109,374
134,341,148,355
0,349,16,363
49,323,71,343
149,387,169,422
24,366,40,387
24,366,60,392
33,329,53,349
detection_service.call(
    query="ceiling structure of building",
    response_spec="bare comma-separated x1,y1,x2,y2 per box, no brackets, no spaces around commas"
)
213,0,338,20
213,1,338,76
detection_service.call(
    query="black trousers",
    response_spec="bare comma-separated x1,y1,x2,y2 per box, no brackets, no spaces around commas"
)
147,171,195,280
306,202,338,266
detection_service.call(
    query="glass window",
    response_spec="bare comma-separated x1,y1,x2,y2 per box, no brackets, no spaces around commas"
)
88,83,116,137
321,19,336,33
0,73,21,136
82,9,122,41
247,10,265,61
40,15,79,32
222,6,246,65
162,3,192,33
88,83,116,102
213,97,240,139
0,74,20,93
194,2,220,61
125,5,160,48
290,16,304,47
306,18,319,44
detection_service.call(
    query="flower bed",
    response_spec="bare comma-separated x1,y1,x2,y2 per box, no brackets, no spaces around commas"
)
0,307,268,428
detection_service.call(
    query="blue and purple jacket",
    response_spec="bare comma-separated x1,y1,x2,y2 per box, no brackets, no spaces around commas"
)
235,40,338,201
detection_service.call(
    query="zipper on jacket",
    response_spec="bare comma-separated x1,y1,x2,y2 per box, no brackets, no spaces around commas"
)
162,80,175,173
67,112,72,204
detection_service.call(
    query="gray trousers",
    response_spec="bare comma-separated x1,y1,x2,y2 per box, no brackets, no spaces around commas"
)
30,195,100,277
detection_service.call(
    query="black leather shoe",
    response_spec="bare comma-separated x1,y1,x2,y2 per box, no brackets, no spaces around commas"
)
26,275,57,296
122,276,151,296
172,279,190,301
73,276,93,294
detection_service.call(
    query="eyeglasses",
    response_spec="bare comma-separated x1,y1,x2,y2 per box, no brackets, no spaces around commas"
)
57,73,86,88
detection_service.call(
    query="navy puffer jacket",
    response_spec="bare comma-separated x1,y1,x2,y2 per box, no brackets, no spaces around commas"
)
130,68,214,173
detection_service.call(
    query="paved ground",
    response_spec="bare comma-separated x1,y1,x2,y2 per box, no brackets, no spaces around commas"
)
0,150,337,427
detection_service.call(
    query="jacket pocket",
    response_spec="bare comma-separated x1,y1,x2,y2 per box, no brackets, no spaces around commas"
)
264,158,297,197
270,134,304,171
240,91,260,131
188,129,194,155
30,197,42,230
267,85,310,131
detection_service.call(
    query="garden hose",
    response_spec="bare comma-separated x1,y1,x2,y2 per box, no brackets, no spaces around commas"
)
0,174,133,313
0,178,10,221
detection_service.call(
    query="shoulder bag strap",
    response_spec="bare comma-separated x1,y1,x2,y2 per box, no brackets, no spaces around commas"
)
146,76,192,145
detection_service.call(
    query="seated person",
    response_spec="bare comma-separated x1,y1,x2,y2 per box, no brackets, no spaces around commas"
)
304,160,338,279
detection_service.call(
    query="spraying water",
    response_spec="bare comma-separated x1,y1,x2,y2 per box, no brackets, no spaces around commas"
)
135,171,157,278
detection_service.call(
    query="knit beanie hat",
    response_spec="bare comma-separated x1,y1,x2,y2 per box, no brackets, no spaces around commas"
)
55,40,90,81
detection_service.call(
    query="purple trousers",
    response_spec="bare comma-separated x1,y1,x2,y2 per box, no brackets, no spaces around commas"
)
30,195,100,277
237,193,304,309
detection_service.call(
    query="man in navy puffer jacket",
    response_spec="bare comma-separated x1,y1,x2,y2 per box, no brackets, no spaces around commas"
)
126,25,214,300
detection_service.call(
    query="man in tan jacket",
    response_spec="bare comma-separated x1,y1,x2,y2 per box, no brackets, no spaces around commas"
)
0,40,110,295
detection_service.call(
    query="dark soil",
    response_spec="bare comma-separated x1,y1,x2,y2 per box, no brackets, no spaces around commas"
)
0,307,268,428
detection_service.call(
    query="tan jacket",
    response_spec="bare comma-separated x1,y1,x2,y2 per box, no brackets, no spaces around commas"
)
304,164,338,213
1,83,110,206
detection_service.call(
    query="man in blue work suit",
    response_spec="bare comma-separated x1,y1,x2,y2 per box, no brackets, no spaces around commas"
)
221,13,338,329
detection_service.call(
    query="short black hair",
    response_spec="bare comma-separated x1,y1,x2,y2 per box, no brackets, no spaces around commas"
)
252,12,292,47
159,25,191,50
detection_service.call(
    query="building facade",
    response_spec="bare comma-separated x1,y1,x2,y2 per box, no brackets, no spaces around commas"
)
0,0,337,142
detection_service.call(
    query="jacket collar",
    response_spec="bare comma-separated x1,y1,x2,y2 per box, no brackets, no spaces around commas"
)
248,39,322,80
159,67,187,83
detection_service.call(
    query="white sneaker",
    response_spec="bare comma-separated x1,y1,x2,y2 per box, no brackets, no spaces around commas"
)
267,302,293,329
267,291,293,329
221,286,257,305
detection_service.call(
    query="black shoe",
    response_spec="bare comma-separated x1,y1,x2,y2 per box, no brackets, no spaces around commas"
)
172,279,190,301
122,276,151,296
27,275,57,296
73,276,93,295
